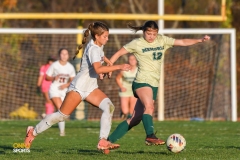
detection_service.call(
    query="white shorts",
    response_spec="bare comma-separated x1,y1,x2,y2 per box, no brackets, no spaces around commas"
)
49,87,67,101
67,84,92,100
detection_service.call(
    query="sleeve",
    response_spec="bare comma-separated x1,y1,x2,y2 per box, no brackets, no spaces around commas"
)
39,66,45,76
123,39,137,53
161,35,175,48
88,47,102,64
46,63,54,77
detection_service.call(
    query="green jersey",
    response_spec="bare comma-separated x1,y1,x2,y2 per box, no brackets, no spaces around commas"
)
123,35,175,87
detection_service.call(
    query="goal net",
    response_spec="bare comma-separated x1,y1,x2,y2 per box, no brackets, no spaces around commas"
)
0,28,236,121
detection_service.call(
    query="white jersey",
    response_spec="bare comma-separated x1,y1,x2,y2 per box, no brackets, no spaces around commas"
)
47,61,76,99
69,39,104,93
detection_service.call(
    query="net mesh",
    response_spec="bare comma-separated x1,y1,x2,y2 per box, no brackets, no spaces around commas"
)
0,31,231,120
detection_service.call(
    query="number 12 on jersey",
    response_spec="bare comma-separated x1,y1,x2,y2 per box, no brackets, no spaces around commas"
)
153,52,162,60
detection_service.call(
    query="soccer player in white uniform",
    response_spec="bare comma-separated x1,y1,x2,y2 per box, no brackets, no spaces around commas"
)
46,48,76,136
24,22,131,152
107,21,210,146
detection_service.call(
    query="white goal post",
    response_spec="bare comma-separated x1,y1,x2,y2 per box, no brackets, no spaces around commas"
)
0,28,236,121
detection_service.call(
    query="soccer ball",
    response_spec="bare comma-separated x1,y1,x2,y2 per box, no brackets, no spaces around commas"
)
166,133,186,153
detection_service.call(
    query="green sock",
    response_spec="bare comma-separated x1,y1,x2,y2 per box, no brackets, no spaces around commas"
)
142,114,154,136
127,114,132,119
108,120,129,143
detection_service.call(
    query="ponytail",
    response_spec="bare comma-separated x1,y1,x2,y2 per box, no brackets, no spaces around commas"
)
127,22,143,33
73,22,108,60
73,23,94,60
127,21,158,33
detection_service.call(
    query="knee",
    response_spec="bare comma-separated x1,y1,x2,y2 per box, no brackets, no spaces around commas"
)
144,103,154,113
99,98,115,114
58,110,69,122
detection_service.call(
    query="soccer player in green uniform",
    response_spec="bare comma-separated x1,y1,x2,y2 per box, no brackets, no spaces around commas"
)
107,21,210,146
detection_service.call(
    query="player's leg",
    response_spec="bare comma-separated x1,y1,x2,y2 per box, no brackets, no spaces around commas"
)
120,97,130,118
129,96,137,118
51,97,65,136
107,99,144,143
43,92,54,115
85,88,119,150
24,91,82,148
135,87,165,145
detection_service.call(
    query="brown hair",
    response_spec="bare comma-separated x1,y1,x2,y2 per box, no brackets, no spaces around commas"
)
58,48,69,56
127,21,159,33
73,22,109,59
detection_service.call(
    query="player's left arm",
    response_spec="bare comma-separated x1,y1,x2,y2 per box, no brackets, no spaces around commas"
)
174,35,210,46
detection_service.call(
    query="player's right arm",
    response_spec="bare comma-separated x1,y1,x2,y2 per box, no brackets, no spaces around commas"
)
45,63,59,82
108,47,129,78
45,74,60,82
92,62,131,74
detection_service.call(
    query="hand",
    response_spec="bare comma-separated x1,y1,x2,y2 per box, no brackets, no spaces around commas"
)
54,75,60,81
120,87,127,92
120,64,131,71
36,86,41,96
58,84,67,90
99,73,106,80
107,72,112,79
202,35,210,42
106,63,113,79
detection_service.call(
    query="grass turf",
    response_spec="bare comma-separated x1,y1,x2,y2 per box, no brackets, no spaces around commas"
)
0,120,239,160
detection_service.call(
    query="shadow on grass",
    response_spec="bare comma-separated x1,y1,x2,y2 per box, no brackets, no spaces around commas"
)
60,148,169,155
200,145,240,150
115,150,168,155
0,145,13,151
77,149,100,155
226,146,240,150
58,148,100,155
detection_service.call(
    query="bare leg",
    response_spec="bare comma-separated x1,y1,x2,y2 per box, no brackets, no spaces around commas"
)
135,87,155,115
25,91,82,148
120,97,130,117
59,91,82,115
34,91,82,135
129,96,137,115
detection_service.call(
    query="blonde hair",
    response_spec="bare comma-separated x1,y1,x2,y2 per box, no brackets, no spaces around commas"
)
73,22,109,59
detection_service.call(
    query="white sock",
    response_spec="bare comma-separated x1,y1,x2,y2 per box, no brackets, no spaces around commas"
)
33,110,69,136
58,121,65,133
99,98,115,139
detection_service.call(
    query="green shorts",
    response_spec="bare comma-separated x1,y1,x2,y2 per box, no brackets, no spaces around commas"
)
132,81,158,100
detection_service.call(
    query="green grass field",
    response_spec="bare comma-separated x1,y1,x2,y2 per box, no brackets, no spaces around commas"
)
0,120,239,160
